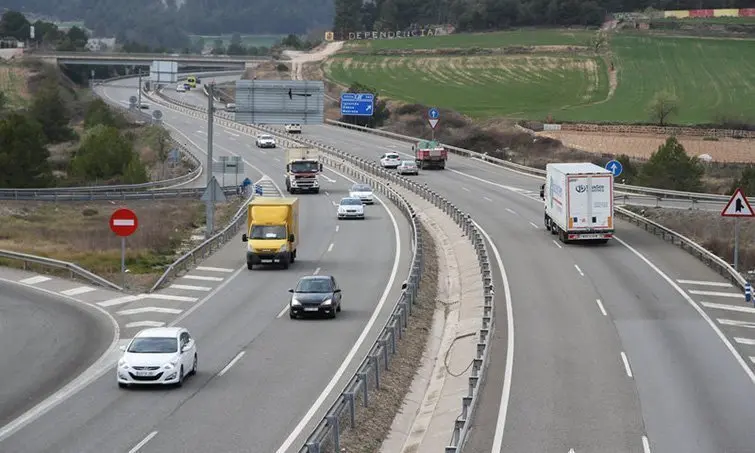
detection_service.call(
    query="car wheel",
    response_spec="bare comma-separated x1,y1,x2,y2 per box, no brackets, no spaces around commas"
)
190,354,197,376
176,366,184,387
289,311,296,319
337,302,341,312
329,309,337,319
118,382,128,389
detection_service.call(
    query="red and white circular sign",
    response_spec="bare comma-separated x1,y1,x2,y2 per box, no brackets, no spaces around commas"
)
109,208,138,237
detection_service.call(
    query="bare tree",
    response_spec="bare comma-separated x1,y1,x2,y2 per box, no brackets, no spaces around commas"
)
591,30,608,53
648,91,679,126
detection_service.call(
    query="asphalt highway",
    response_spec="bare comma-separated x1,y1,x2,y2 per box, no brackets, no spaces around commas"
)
291,124,755,452
0,281,113,429
0,78,412,453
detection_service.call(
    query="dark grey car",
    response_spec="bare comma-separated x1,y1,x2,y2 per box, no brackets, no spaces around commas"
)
288,275,342,319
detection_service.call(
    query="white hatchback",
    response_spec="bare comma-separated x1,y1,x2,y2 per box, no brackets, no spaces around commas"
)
116,327,197,388
380,153,401,169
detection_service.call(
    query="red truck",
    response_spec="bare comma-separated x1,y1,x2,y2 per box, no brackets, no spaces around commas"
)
412,140,447,169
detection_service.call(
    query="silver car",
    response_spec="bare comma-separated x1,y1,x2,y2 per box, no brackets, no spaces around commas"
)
397,160,419,175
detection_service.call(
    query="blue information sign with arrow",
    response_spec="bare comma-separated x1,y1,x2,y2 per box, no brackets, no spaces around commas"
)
606,159,623,177
340,93,374,116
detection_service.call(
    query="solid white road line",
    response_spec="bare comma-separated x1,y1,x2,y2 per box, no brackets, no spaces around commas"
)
677,279,732,288
97,295,142,307
718,319,755,328
182,275,224,282
484,196,493,202
218,351,246,377
116,307,183,316
143,294,198,302
128,431,158,453
275,160,402,453
125,321,166,329
169,284,212,292
528,221,538,229
615,237,755,386
621,352,633,378
734,337,755,345
327,243,334,252
701,301,755,314
60,286,96,296
642,435,652,453
19,276,51,285
552,240,563,249
196,266,235,273
574,264,584,277
595,299,608,316
276,304,290,319
505,208,516,215
474,221,515,453
688,289,742,298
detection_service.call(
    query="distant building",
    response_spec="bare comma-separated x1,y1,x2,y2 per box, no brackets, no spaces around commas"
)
0,36,22,48
86,37,116,52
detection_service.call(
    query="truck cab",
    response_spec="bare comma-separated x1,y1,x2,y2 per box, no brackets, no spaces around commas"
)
241,198,299,269
285,147,323,194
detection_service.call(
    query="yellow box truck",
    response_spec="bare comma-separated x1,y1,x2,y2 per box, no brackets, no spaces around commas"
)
241,197,299,269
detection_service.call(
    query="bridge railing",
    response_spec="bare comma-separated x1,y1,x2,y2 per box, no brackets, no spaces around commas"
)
31,51,272,61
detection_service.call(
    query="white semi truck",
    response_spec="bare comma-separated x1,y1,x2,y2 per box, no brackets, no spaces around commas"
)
540,162,614,244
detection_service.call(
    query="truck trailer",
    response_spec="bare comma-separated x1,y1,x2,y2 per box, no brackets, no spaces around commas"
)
540,163,614,243
412,140,447,169
241,197,299,269
285,147,323,194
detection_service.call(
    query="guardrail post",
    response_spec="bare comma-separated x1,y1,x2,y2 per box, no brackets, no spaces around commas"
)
306,442,320,453
358,372,369,407
381,339,390,370
373,354,381,390
326,415,340,453
345,392,356,428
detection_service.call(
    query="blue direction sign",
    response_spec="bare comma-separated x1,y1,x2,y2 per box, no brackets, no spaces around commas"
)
606,159,623,177
340,93,374,116
428,107,439,119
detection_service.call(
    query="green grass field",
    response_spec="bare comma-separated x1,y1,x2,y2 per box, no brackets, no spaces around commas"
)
326,29,755,124
343,29,595,51
190,34,284,48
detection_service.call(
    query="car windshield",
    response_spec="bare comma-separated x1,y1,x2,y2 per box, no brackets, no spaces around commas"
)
290,161,319,173
296,278,333,293
251,225,286,239
340,198,362,206
385,154,399,160
351,184,371,192
127,337,178,354
259,135,273,140
402,161,416,166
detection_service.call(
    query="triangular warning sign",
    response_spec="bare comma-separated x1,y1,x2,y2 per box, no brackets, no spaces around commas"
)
428,118,439,129
721,187,755,217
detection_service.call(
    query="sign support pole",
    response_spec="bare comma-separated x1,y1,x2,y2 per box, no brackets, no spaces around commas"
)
121,236,126,288
137,71,142,109
735,217,740,271
206,83,215,239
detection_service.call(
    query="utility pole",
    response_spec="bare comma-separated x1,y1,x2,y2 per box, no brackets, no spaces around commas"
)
205,82,215,238
137,70,143,107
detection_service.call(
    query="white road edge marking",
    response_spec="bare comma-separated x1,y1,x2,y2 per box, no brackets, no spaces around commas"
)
462,187,470,192
218,351,246,376
552,240,563,249
125,321,165,329
677,279,732,288
574,264,584,277
484,196,492,202
528,221,538,229
718,319,755,328
688,289,742,298
196,266,235,273
276,304,290,319
314,267,321,275
475,220,515,453
614,237,755,386
19,275,51,285
327,243,334,252
642,435,651,453
335,225,340,232
0,275,120,443
595,299,608,316
505,208,516,215
60,286,96,296
169,284,212,291
274,161,402,453
621,351,633,378
128,431,158,453
702,301,755,314
734,337,755,345
183,275,224,282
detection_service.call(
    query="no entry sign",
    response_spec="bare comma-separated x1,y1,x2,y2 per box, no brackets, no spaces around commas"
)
110,208,138,237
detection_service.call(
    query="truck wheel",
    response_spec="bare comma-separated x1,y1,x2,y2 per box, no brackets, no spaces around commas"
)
312,188,320,194
544,216,551,231
289,252,295,263
247,262,254,270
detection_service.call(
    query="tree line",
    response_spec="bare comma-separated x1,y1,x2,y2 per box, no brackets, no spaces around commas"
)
334,0,753,33
0,10,88,51
0,63,156,188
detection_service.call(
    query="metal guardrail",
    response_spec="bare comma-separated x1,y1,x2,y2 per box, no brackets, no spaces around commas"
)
0,249,123,291
615,206,747,290
0,186,238,201
148,86,494,452
32,51,272,62
323,119,732,203
149,178,276,292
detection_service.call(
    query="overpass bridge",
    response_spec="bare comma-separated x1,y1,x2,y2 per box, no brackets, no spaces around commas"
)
29,51,277,69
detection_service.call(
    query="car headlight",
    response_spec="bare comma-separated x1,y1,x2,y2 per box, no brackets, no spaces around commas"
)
321,299,332,306
338,207,346,213
291,299,301,306
118,359,128,368
164,358,180,369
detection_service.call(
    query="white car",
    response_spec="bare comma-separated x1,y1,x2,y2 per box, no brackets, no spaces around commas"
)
337,197,365,219
285,123,302,134
176,84,186,92
380,153,401,169
349,183,374,205
256,134,277,148
397,160,419,175
226,102,236,112
116,327,198,388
